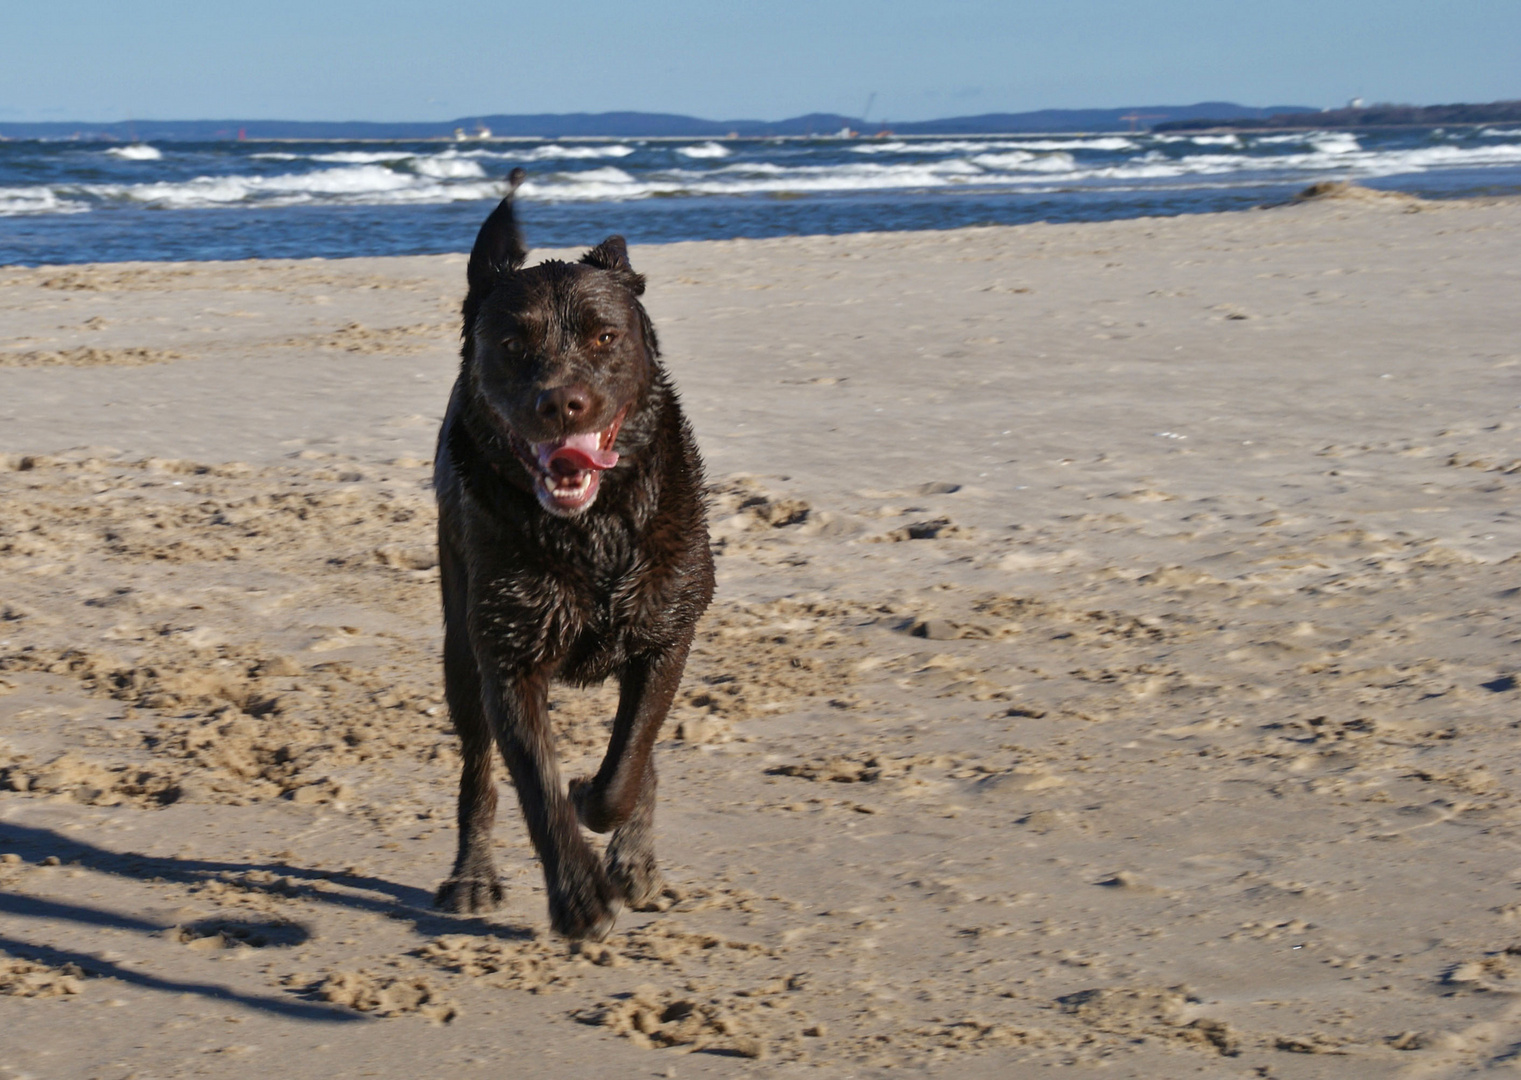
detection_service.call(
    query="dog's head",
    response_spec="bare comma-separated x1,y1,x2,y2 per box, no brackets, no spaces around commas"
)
460,170,659,517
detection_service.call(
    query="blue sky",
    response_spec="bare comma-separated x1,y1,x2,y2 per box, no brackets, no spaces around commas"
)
2,0,1516,122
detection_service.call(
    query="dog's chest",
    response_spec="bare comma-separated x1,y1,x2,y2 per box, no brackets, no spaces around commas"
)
495,515,670,663
550,554,665,679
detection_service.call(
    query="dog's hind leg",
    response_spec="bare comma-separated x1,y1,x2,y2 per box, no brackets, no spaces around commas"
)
434,539,505,914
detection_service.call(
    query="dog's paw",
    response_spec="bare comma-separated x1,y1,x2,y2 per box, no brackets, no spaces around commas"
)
435,875,504,914
548,855,622,941
608,847,666,910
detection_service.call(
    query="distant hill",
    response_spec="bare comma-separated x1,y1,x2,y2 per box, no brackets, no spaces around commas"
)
884,103,1315,134
0,102,1318,141
1155,99,1521,132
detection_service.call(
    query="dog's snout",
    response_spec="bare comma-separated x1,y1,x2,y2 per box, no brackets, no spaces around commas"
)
535,385,593,426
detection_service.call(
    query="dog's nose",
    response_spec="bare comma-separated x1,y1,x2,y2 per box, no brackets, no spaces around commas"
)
535,385,592,425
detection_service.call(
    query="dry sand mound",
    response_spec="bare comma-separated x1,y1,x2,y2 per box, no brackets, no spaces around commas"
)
1290,180,1429,207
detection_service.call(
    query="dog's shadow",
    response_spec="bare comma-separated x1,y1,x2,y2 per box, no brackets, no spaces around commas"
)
0,820,534,1022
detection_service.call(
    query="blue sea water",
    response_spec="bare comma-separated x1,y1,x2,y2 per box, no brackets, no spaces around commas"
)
1,127,1519,264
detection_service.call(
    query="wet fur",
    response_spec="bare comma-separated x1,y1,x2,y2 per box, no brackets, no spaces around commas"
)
433,173,714,939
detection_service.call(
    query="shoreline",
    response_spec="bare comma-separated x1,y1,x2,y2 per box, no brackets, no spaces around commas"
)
1,185,1517,277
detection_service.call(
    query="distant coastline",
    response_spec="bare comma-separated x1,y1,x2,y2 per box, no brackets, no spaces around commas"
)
0,102,1314,142
1156,99,1521,133
6,99,1519,144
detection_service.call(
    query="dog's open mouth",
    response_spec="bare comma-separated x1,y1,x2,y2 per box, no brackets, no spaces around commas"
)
513,407,627,514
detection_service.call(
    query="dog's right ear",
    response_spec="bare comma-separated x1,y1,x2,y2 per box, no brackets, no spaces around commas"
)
466,168,528,299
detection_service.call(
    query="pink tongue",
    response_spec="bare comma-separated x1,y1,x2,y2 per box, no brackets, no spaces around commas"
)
539,432,619,475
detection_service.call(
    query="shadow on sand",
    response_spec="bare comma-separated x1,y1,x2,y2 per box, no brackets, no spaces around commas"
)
0,820,535,1021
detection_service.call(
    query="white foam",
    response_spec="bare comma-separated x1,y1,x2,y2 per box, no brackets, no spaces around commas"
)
524,159,1016,201
1080,160,1198,181
1146,140,1521,182
105,144,163,161
1253,131,1360,153
971,150,1079,173
1357,142,1521,173
0,185,90,216
853,137,1137,155
1308,133,1360,154
894,140,1024,154
709,161,785,176
559,166,637,184
516,144,637,161
1003,137,1139,151
123,175,260,207
231,164,418,196
310,150,412,164
273,149,492,181
86,164,505,210
411,153,487,179
1191,134,1243,147
521,166,643,200
1479,127,1521,137
676,142,731,159
519,146,1441,199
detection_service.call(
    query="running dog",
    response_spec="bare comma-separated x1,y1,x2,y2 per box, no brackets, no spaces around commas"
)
432,170,714,940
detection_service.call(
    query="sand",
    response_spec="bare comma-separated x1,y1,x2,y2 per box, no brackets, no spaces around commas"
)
0,191,1519,1078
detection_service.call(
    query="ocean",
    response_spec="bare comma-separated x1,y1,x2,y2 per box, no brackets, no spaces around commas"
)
2,126,1519,264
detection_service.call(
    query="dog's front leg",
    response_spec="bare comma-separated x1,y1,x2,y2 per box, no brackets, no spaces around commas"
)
434,536,504,914
603,757,662,908
571,642,691,907
483,664,622,941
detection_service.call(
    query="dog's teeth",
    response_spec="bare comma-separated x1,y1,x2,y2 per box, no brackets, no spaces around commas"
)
541,468,595,507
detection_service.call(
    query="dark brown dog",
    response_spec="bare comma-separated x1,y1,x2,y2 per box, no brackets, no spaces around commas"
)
432,170,713,940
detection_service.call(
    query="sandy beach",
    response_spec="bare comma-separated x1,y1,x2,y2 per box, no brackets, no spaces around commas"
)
1,190,1519,1078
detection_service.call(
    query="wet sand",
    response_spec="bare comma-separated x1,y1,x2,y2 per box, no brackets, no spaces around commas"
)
1,191,1519,1078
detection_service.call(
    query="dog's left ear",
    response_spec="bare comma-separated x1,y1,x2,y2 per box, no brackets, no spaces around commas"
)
581,235,646,295
582,235,631,271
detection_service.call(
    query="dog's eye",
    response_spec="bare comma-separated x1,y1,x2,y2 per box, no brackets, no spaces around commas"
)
501,338,524,354
595,331,617,347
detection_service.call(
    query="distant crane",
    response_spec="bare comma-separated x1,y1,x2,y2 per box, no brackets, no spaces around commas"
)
860,92,877,126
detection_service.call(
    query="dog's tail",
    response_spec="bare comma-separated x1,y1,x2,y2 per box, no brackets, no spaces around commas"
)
467,168,529,299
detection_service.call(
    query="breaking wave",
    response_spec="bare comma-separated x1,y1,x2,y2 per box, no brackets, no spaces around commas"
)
512,144,637,161
22,165,505,212
105,144,163,161
0,185,89,216
853,137,1139,154
676,142,731,158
